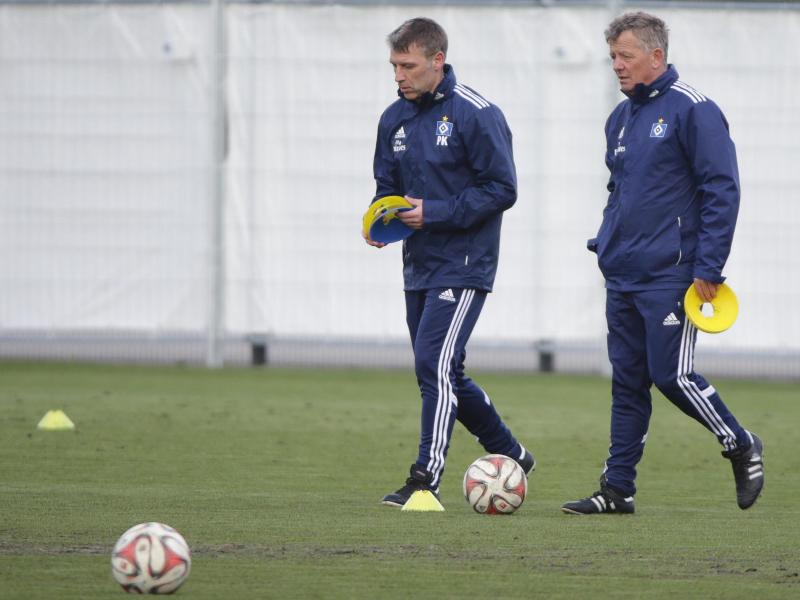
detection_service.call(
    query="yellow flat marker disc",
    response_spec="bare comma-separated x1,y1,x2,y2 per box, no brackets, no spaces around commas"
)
362,195,413,243
684,282,739,333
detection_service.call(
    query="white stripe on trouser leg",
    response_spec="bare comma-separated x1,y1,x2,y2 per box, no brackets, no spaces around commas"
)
676,321,737,450
682,324,737,448
701,385,716,399
677,322,736,449
427,290,474,486
428,290,473,484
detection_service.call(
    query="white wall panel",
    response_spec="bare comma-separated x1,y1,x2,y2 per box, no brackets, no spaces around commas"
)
225,4,800,352
1,3,798,364
0,4,214,331
224,4,613,344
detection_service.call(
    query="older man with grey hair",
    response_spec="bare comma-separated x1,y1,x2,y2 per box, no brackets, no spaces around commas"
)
562,12,763,515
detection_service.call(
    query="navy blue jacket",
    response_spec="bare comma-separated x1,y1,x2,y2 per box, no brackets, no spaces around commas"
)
589,66,740,291
372,65,516,292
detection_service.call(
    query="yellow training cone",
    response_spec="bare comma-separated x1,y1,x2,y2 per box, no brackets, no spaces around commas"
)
401,490,445,512
36,410,76,431
362,195,414,244
684,282,739,333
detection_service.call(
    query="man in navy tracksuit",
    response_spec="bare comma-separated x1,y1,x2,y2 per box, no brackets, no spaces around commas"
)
366,17,534,507
562,12,764,515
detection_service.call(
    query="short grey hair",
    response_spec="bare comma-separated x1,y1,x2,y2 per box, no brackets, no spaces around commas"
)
387,17,448,59
605,11,669,61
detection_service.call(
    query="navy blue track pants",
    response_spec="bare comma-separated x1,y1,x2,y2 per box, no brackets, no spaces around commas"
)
406,288,520,490
604,288,749,496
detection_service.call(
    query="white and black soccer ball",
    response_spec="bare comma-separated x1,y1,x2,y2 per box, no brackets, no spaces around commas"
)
463,454,527,515
111,522,191,594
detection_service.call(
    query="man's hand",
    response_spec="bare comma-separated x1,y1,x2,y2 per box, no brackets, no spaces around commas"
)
397,196,424,229
363,231,386,248
693,278,719,302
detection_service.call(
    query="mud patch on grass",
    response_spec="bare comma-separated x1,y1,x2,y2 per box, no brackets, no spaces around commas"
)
2,541,798,587
0,543,109,555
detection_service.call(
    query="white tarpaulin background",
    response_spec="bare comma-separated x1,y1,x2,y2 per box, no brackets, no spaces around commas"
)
1,2,798,371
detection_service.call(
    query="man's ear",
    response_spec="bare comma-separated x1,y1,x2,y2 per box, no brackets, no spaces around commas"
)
652,47,665,69
432,51,446,70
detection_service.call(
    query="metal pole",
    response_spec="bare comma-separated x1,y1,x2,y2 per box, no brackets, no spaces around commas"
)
206,0,227,368
599,0,621,378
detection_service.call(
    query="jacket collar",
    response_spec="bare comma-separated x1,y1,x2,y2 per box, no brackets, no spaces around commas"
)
627,64,679,104
398,64,456,107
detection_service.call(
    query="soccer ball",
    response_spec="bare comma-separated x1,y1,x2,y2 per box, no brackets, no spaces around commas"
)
111,522,191,594
463,454,527,514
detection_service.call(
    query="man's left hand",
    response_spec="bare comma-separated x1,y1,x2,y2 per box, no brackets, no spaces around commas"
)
693,278,719,302
397,196,424,229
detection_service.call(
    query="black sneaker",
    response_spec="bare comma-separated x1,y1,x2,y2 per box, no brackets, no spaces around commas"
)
381,464,439,507
514,446,536,475
721,433,764,510
561,476,635,515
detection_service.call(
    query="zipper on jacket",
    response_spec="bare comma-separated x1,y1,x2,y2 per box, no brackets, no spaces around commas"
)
675,217,682,265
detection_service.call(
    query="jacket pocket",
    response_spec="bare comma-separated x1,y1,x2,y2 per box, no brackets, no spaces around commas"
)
593,202,622,278
674,217,683,265
630,218,682,275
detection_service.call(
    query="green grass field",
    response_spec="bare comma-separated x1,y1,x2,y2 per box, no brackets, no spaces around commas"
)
1,361,798,599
